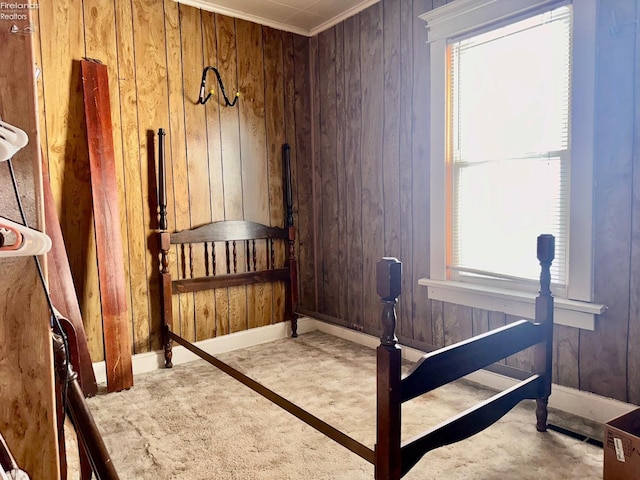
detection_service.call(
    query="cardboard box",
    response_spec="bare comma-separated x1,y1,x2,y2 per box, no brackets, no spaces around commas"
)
604,408,640,479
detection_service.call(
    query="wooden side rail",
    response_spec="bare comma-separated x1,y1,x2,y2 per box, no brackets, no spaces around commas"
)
401,319,544,402
400,375,543,476
169,330,375,464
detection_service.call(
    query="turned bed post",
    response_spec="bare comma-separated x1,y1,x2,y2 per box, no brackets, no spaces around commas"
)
375,257,402,480
283,143,298,337
533,234,554,432
160,232,174,368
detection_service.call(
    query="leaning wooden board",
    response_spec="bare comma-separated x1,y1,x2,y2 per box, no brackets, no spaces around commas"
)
43,168,98,398
80,59,133,392
0,11,60,478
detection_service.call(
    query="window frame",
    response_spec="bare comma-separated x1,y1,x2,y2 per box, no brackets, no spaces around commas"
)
420,0,605,330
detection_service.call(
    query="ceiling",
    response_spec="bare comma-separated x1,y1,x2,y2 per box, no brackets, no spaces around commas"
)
176,0,381,36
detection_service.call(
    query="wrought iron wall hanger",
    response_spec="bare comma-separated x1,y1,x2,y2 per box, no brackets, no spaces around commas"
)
197,66,240,107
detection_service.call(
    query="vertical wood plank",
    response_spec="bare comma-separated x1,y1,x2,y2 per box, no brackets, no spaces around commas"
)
554,325,580,389
360,3,385,333
344,15,363,328
383,0,402,261
318,28,340,318
443,303,473,346
293,34,316,311
627,0,640,405
471,308,489,337
504,314,533,372
398,0,415,340
334,23,349,321
113,0,151,355
411,0,433,344
216,14,247,334
489,311,507,365
202,10,224,336
130,0,171,352
431,300,444,347
580,0,634,402
263,27,287,325
310,34,323,312
283,32,301,323
179,5,216,341
163,0,194,343
202,12,225,224
237,19,271,330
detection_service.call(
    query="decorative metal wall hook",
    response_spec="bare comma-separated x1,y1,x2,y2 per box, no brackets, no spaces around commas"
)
197,66,240,107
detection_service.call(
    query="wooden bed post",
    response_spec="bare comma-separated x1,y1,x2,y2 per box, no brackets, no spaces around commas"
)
375,258,402,480
160,232,174,368
533,234,554,432
283,143,298,337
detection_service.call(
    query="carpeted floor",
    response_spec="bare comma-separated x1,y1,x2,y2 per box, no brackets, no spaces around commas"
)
75,331,604,479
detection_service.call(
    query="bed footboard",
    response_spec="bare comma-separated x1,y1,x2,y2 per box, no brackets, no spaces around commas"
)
375,235,555,480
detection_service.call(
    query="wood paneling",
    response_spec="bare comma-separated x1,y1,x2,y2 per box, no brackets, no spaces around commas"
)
29,0,640,407
293,33,316,311
343,15,364,328
263,26,287,324
36,1,310,361
398,0,415,340
579,0,635,400
318,28,339,318
360,3,385,333
630,0,640,406
306,0,640,403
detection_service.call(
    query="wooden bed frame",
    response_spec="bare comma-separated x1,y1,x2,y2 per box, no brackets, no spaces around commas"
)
157,138,555,479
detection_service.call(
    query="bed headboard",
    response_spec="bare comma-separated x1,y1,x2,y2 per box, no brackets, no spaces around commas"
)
158,137,298,366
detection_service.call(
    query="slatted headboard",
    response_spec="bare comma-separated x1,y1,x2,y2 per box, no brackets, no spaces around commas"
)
158,139,298,368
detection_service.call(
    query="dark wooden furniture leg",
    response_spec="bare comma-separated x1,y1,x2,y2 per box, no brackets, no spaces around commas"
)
160,232,174,368
53,332,121,480
375,258,402,480
283,143,298,338
534,234,554,432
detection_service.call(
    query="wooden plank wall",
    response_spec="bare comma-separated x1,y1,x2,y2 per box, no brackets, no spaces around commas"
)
34,0,310,362
306,0,640,404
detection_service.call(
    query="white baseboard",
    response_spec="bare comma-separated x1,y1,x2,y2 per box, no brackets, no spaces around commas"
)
94,315,637,424
92,317,317,385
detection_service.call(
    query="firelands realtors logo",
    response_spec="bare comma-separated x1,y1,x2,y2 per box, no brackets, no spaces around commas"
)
0,2,38,34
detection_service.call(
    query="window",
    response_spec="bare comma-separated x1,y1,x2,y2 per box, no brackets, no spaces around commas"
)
420,0,605,330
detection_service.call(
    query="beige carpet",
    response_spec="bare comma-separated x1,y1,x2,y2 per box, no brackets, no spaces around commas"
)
77,331,603,479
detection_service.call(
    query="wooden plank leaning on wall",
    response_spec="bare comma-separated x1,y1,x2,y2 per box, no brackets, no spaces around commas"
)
0,11,60,479
80,59,133,393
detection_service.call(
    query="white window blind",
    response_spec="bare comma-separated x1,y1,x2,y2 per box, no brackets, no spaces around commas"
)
448,6,571,290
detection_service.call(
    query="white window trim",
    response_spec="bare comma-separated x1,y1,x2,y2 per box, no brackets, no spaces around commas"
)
420,0,605,330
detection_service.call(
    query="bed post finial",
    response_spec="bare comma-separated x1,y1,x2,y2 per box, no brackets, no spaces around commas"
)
283,143,294,228
377,257,401,347
158,128,168,231
537,234,554,295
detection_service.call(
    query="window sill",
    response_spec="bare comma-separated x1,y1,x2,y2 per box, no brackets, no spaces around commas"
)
418,278,606,331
